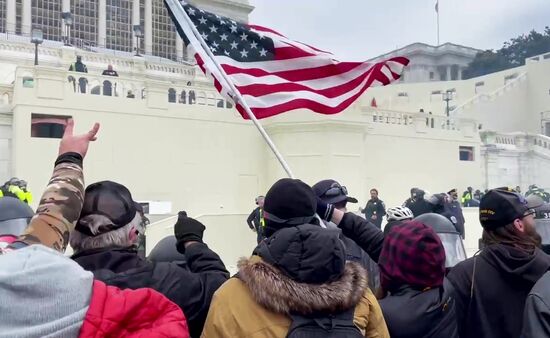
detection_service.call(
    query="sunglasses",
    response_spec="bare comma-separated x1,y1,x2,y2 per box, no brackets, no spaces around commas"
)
323,183,348,197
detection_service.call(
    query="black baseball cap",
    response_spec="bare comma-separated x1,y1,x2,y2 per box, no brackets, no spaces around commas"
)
76,181,137,236
312,179,358,204
479,188,542,230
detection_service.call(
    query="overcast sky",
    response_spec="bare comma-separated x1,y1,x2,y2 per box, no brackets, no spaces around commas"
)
249,0,550,61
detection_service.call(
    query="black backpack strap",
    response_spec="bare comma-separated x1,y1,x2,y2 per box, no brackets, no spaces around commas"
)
286,307,360,337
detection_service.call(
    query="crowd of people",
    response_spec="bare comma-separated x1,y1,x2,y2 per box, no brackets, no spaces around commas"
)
1,120,550,337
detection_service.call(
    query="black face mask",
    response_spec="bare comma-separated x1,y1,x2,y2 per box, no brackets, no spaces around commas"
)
542,244,550,255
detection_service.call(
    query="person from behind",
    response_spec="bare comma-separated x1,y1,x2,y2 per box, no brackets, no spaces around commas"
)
0,197,33,249
247,195,266,244
0,120,190,337
378,221,458,338
362,188,386,229
383,206,413,235
202,178,389,338
70,183,229,338
313,179,380,289
447,188,550,338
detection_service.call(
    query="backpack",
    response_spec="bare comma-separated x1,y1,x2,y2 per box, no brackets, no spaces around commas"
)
286,308,363,338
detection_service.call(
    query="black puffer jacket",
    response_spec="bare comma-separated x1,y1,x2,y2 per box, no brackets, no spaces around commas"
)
379,279,458,338
72,244,229,338
447,244,550,338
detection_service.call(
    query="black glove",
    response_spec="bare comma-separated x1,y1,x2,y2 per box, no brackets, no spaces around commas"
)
316,197,335,222
174,211,205,253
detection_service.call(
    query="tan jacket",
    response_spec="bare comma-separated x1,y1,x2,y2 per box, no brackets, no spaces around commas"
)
202,256,389,338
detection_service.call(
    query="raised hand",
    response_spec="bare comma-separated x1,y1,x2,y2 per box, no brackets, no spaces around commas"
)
58,119,100,158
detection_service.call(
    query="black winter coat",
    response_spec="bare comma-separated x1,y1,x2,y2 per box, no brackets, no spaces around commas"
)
72,244,229,338
447,244,550,338
379,280,458,338
522,271,550,337
338,212,385,262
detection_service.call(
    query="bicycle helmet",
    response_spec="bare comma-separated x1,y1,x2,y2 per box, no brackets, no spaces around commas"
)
386,206,414,222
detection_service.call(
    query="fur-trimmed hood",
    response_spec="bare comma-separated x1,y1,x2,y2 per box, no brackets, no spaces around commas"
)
237,256,368,316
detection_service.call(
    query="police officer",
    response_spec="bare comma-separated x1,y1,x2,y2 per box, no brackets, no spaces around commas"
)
0,178,33,204
247,195,265,244
0,196,34,249
363,188,386,229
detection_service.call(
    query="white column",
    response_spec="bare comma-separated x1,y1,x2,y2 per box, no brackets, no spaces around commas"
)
145,0,153,55
458,67,463,80
446,66,452,81
62,0,70,12
6,0,16,34
176,38,184,60
22,0,31,35
132,0,140,52
98,0,107,47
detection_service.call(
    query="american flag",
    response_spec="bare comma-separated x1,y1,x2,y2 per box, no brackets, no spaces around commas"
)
165,1,409,120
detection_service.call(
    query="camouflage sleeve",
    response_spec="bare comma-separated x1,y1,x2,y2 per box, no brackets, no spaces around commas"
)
15,152,84,252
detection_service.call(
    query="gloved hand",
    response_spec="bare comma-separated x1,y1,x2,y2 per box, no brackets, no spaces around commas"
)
174,211,205,253
316,197,335,222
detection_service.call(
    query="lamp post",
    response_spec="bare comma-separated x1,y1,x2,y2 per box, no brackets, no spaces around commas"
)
30,28,43,66
133,25,144,56
61,12,73,46
442,90,453,117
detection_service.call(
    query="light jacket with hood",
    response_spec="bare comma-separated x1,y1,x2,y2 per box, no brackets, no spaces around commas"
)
0,245,189,338
447,244,550,338
201,224,389,338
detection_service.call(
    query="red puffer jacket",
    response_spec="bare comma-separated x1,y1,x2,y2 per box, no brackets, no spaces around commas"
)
79,280,189,338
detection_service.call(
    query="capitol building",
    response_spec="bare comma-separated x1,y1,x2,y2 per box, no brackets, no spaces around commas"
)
0,0,548,268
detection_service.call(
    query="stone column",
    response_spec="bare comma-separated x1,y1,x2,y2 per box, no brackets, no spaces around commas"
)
446,66,452,81
22,0,31,35
176,38,184,61
132,0,140,52
145,0,153,55
98,0,107,47
458,67,463,80
6,0,16,34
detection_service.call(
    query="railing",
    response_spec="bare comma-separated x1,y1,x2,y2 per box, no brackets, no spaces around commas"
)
367,108,461,131
482,132,550,153
63,70,231,107
451,72,527,116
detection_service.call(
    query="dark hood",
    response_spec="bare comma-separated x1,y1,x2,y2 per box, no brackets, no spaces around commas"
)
481,244,550,283
254,223,346,284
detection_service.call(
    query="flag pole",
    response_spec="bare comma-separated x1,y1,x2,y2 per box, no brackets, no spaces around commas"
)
436,0,440,45
165,0,295,179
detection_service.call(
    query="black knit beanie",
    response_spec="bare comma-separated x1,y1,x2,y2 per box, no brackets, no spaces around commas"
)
263,178,317,237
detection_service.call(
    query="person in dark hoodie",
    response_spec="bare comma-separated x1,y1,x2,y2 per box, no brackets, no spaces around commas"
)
447,188,550,338
70,182,229,338
378,220,458,338
312,179,380,289
202,178,389,338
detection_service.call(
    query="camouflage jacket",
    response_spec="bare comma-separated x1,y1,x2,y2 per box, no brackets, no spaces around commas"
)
8,153,85,252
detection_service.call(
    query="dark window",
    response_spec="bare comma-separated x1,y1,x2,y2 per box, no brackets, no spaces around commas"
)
429,72,435,80
168,88,176,103
459,146,475,161
31,114,71,138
